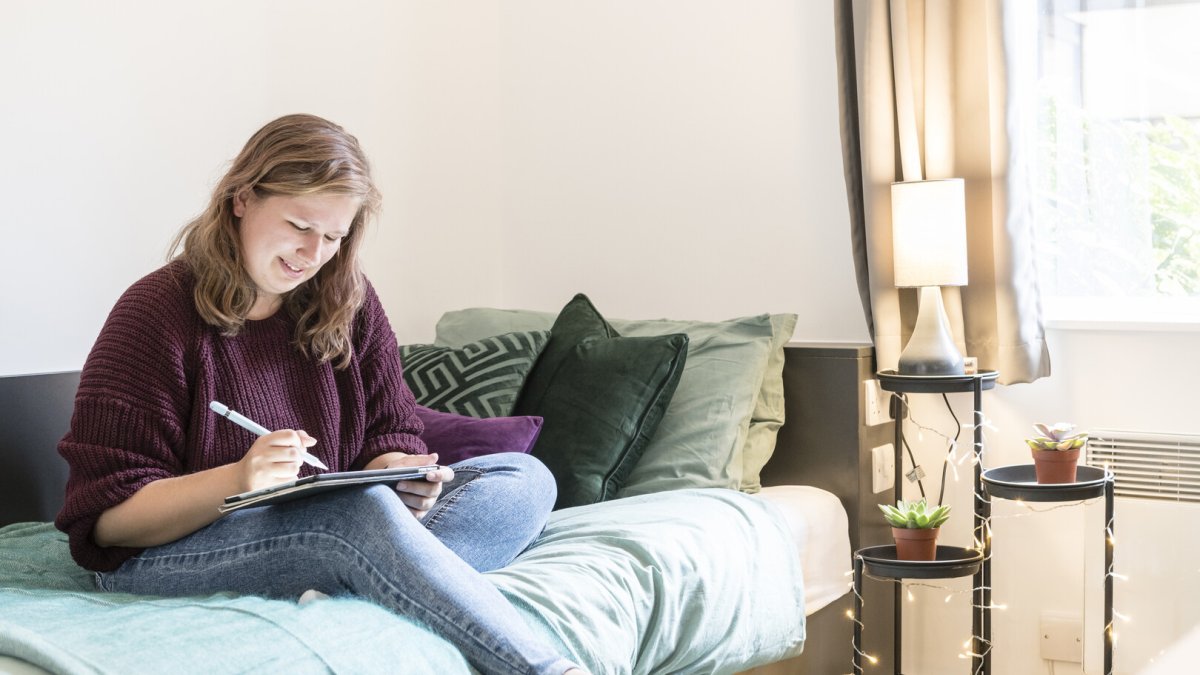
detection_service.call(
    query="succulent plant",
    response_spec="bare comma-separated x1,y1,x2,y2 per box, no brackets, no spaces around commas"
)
878,498,951,529
1026,422,1088,452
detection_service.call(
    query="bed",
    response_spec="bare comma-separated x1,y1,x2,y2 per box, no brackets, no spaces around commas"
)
0,310,897,674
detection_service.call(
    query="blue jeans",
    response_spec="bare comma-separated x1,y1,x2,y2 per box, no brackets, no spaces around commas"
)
96,452,577,675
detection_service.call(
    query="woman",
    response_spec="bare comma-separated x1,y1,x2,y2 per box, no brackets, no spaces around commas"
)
55,114,583,675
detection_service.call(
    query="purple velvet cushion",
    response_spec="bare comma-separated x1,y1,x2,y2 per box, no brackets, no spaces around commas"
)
414,405,543,465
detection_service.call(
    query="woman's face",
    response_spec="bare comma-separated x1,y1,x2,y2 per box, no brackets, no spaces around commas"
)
233,191,361,319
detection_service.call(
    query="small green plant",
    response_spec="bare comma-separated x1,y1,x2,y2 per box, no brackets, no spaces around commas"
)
878,499,951,529
1026,422,1088,452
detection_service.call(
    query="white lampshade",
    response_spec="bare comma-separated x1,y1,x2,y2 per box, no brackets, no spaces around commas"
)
891,179,968,288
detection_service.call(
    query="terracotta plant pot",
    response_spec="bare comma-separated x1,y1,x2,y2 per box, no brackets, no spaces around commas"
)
1031,447,1081,484
892,526,940,561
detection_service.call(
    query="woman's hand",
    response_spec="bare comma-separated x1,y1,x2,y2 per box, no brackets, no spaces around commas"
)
379,452,455,519
96,430,318,549
236,429,315,493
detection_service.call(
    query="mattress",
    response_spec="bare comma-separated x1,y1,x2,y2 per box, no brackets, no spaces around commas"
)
0,488,807,675
756,485,852,615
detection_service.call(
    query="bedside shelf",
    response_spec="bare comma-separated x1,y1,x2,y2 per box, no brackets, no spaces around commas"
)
858,545,983,580
856,368,1116,674
877,369,999,394
982,465,1113,503
854,370,997,674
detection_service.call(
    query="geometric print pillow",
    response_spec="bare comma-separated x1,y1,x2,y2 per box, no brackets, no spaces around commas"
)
399,331,551,418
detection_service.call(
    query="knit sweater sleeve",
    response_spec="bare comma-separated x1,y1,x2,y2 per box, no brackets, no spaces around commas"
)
55,264,198,572
350,279,427,470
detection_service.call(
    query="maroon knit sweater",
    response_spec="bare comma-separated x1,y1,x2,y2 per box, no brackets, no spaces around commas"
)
55,260,426,572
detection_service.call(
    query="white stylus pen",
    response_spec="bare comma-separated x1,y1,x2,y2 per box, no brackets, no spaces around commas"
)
209,400,328,470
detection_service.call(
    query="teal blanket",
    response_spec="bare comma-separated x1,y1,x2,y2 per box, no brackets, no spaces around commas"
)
0,489,805,674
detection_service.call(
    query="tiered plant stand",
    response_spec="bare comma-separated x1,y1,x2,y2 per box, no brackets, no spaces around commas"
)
854,369,1116,675
852,370,997,675
981,464,1115,675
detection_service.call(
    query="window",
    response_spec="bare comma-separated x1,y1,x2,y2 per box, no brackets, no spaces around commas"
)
1036,0,1200,325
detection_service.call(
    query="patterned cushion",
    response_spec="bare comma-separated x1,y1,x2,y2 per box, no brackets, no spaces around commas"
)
399,331,551,418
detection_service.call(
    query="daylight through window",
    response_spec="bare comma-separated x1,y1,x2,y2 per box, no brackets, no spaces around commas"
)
1036,0,1200,320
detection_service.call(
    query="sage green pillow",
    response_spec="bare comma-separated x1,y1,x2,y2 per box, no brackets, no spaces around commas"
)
604,315,773,497
435,306,797,494
399,331,550,418
513,295,689,509
739,313,797,493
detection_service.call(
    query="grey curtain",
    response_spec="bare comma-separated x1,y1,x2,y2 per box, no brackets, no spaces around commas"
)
836,0,1051,385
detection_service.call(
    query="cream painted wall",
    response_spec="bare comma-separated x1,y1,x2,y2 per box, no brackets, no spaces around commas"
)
0,0,866,377
490,1,865,336
0,0,507,376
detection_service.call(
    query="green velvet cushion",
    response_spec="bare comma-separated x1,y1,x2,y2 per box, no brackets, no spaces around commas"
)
399,331,550,418
434,306,796,494
513,295,689,509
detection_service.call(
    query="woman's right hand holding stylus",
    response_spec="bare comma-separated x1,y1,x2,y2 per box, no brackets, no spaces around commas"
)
96,428,319,549
237,429,316,493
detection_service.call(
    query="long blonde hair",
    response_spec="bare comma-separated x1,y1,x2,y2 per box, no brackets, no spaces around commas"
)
171,114,381,368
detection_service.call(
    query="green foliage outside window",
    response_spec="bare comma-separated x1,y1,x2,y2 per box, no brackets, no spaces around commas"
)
1038,93,1200,298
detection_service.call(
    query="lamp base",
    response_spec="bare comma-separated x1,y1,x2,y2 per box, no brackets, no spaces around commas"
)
898,286,965,376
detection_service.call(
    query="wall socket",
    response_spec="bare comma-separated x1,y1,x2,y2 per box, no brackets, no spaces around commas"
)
871,444,895,493
863,379,890,426
1039,611,1083,663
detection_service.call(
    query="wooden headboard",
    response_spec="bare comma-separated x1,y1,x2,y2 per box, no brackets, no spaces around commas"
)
758,342,897,674
764,342,894,552
0,345,893,537
0,343,895,673
0,370,79,525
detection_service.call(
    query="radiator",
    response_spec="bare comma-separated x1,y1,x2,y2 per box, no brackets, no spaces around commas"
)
1087,430,1200,503
1082,430,1200,673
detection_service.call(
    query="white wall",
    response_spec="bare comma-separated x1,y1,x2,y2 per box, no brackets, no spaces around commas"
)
0,0,509,376
490,1,864,335
0,0,866,378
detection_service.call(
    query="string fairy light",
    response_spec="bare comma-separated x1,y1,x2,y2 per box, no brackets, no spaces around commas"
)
880,387,1127,675
892,391,1124,675
848,565,880,670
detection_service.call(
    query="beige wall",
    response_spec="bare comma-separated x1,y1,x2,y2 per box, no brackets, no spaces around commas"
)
492,1,863,336
1,0,509,375
0,0,866,378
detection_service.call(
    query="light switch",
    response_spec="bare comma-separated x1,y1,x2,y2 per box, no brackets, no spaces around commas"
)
1039,611,1083,663
871,444,894,494
864,379,890,426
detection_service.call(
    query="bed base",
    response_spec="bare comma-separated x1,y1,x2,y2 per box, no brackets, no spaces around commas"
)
748,342,896,674
0,343,894,673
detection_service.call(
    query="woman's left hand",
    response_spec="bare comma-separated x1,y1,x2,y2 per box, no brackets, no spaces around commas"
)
380,452,454,519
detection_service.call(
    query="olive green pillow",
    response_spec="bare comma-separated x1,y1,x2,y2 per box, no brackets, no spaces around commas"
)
513,294,689,509
604,315,774,497
434,307,796,494
738,313,797,492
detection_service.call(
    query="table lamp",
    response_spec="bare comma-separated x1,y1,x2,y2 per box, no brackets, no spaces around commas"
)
891,178,968,376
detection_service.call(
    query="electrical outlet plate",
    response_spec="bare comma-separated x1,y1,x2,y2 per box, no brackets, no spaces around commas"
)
871,444,894,493
863,379,890,426
1039,611,1083,663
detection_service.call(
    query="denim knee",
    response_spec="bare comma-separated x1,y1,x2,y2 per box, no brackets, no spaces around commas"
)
456,452,556,512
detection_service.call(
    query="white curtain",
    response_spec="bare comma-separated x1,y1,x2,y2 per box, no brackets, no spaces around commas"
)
836,0,1050,385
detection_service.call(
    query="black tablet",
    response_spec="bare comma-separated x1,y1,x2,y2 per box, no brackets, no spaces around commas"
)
219,466,440,513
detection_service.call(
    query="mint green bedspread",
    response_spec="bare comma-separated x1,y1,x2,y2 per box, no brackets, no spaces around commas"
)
0,489,805,674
